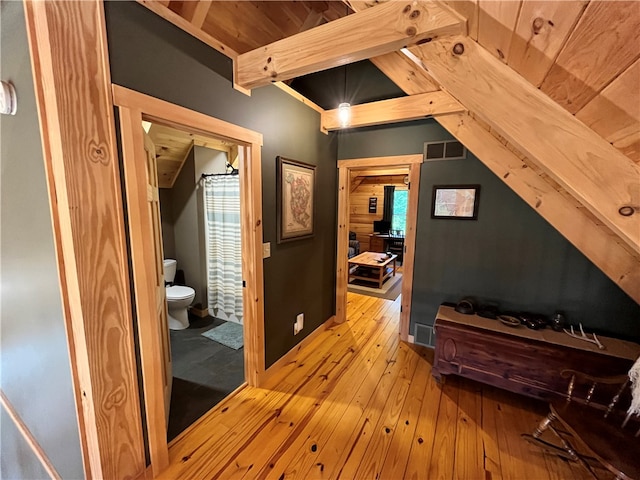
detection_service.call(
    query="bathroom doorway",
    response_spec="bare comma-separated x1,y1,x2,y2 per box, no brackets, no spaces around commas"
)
144,120,246,441
114,86,265,473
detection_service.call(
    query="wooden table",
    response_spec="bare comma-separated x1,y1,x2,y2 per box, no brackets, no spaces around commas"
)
348,252,397,289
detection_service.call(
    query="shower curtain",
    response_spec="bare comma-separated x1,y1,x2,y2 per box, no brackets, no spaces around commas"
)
203,175,243,323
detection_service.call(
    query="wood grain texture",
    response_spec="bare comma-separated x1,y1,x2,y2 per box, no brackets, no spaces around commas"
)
155,292,600,479
414,36,640,255
235,1,465,88
118,108,170,475
400,162,421,343
508,0,588,87
436,113,640,303
370,51,441,95
444,0,479,40
477,0,522,63
137,0,238,58
540,1,640,114
576,59,640,163
335,167,350,324
321,91,465,131
25,2,146,477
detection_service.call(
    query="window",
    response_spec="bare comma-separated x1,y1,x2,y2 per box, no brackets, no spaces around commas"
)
392,189,408,233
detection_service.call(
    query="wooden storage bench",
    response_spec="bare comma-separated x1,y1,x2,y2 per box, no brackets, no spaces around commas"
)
432,305,640,401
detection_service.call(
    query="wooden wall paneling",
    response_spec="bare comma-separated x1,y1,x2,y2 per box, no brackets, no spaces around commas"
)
576,59,640,163
137,0,238,59
118,107,173,475
476,0,522,63
436,113,640,303
540,0,640,114
400,162,421,342
413,36,640,255
235,1,465,88
508,0,588,87
24,1,146,478
321,91,465,131
336,167,350,324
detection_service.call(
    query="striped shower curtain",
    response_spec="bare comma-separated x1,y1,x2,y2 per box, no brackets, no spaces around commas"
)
203,175,243,323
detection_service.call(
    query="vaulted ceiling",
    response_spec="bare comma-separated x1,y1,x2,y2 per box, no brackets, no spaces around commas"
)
138,0,640,304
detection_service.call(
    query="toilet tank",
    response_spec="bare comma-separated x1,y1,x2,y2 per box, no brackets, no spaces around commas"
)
163,259,177,283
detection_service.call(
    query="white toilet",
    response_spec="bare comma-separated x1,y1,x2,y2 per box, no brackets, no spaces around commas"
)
163,259,196,330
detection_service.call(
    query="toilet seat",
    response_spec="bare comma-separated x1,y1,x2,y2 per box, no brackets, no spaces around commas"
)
166,285,195,301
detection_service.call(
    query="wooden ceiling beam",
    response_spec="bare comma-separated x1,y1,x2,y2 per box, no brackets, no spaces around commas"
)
136,0,238,59
351,168,409,178
411,36,640,255
235,1,465,89
437,112,640,303
321,91,465,131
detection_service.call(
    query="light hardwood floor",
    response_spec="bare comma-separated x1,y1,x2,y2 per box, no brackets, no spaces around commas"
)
160,293,586,479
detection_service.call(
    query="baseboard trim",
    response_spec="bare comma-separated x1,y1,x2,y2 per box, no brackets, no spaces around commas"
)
189,305,209,318
0,389,62,479
257,315,336,387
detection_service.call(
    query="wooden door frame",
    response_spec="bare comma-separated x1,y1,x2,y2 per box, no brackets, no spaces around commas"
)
336,155,423,340
113,85,265,475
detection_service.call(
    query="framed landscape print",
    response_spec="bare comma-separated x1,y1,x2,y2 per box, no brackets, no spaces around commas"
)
277,156,316,243
431,184,480,220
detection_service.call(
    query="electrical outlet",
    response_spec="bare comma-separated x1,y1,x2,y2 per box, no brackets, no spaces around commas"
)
296,313,304,332
262,242,271,259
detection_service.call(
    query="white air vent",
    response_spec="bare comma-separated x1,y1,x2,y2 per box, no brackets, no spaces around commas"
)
424,140,467,161
414,324,434,347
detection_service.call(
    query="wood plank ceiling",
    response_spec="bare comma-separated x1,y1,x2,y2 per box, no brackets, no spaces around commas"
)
140,0,640,304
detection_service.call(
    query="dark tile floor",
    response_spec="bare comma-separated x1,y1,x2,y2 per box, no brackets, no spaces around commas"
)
167,314,244,441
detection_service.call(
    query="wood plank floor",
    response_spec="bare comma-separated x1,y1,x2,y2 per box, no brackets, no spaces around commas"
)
159,293,586,479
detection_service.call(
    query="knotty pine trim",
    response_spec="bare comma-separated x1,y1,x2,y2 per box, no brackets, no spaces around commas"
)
336,167,350,324
0,390,62,479
113,87,266,470
24,2,146,478
258,316,337,386
336,154,423,337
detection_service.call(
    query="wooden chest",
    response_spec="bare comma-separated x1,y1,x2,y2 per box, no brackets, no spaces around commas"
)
432,306,640,401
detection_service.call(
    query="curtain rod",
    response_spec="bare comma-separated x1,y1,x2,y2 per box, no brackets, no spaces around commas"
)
201,163,238,178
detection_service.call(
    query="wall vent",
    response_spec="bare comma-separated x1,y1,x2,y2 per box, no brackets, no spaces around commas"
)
414,324,434,347
424,140,467,161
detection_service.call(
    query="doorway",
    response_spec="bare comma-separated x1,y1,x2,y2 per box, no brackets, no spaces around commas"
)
142,120,246,441
335,155,423,341
114,86,265,474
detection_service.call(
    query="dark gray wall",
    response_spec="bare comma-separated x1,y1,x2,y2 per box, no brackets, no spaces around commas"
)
339,119,640,343
0,2,83,477
105,2,338,367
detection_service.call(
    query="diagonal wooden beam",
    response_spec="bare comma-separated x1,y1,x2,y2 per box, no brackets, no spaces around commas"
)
137,0,238,59
437,113,640,303
235,1,465,89
411,36,640,255
321,91,465,131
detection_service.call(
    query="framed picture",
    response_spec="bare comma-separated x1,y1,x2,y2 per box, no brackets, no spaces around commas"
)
277,156,316,243
431,184,480,220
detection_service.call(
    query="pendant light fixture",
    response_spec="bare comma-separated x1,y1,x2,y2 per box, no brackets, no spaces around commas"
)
338,64,351,128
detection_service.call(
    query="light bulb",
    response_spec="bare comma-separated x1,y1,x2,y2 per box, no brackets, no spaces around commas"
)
338,102,351,128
